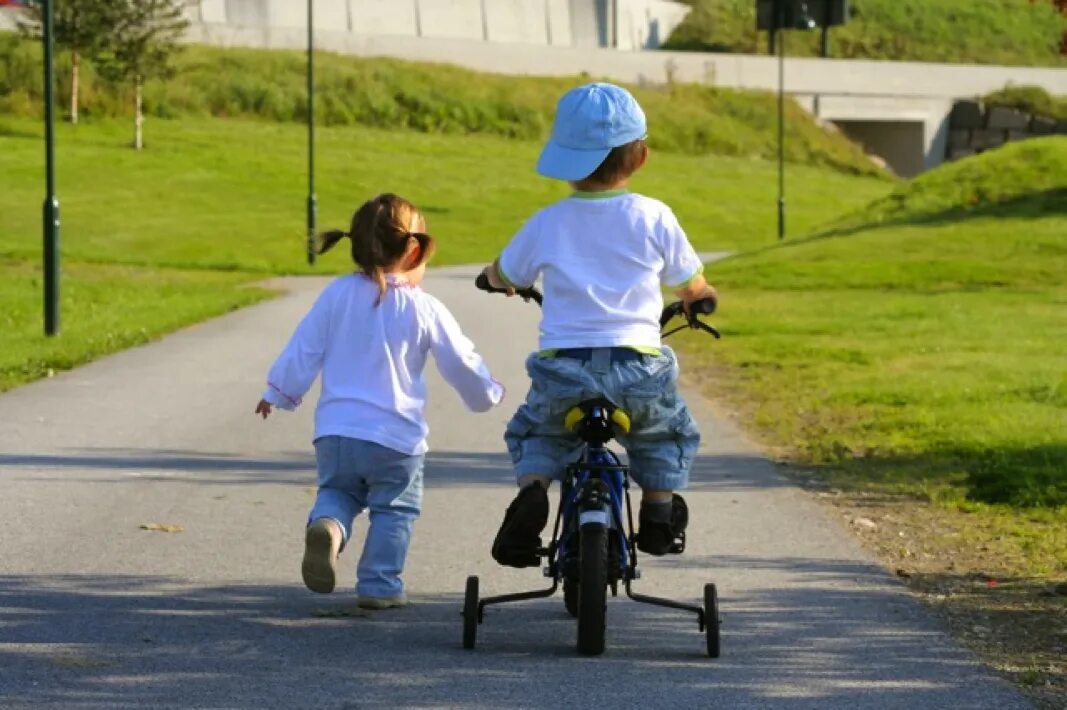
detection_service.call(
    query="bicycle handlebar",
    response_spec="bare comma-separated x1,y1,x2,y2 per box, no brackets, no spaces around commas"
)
474,273,543,305
474,273,719,339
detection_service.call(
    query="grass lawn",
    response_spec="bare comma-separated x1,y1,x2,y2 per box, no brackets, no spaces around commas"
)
670,138,1067,701
0,117,889,271
0,259,272,392
0,116,889,392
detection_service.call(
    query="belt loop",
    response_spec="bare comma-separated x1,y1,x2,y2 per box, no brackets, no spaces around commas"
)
590,347,611,374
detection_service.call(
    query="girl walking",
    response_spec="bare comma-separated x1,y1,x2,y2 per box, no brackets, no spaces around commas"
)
255,193,503,609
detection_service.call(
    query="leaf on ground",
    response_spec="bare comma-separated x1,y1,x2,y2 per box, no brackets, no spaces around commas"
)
48,653,113,668
139,522,184,533
311,607,370,619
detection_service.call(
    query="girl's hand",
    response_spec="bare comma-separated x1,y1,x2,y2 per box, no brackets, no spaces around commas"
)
255,399,272,419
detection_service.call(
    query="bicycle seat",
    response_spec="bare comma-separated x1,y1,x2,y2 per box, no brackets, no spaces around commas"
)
564,398,631,445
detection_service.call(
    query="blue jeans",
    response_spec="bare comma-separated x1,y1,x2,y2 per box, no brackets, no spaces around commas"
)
310,436,423,599
504,346,700,491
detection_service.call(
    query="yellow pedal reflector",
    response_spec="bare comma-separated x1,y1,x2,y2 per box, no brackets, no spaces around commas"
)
611,409,631,434
564,407,584,433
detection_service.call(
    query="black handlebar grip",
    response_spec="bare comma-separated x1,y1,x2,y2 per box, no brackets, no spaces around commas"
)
689,296,717,315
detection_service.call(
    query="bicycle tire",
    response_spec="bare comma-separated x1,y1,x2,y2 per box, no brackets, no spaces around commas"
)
577,524,608,655
704,582,720,658
563,578,579,618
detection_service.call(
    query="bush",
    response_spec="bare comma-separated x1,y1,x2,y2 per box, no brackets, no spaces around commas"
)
984,85,1067,121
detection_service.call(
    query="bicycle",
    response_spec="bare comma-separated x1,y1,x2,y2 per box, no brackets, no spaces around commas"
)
462,274,722,657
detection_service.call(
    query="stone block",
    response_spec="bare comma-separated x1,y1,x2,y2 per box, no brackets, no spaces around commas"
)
1030,116,1057,135
948,147,976,161
986,105,1030,130
948,129,971,150
1057,121,1067,135
950,100,983,129
971,129,1006,150
1006,129,1031,141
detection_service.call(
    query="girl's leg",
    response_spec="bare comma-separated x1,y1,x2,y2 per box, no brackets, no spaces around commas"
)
355,445,424,602
310,436,369,542
303,437,369,593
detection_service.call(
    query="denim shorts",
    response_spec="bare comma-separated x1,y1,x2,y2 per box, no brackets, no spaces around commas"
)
503,346,700,491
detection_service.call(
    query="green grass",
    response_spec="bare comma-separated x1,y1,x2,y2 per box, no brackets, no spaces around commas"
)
0,36,881,176
666,0,1067,67
0,259,271,392
0,117,891,272
678,138,1067,513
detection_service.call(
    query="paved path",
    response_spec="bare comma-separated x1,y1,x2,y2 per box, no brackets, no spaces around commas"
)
0,267,1028,708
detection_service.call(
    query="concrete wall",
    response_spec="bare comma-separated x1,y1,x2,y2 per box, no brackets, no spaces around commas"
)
186,0,685,48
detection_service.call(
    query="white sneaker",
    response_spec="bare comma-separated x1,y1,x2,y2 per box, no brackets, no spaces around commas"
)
356,594,408,610
302,518,342,594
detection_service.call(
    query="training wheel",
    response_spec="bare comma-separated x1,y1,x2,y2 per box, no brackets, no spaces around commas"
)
704,582,720,658
462,575,479,649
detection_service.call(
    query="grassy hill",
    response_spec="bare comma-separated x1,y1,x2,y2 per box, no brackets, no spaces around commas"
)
0,35,881,176
678,137,1067,512
666,0,1067,67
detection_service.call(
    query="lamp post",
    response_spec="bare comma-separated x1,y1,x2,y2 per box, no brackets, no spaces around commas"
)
306,0,317,266
757,1,847,241
42,0,60,335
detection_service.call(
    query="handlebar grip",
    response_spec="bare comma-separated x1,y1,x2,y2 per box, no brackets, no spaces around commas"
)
689,296,717,316
475,273,494,292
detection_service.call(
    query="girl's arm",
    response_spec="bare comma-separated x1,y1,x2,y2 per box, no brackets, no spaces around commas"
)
426,299,504,412
260,291,331,412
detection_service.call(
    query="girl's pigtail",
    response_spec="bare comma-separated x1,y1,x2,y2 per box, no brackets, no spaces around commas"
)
316,229,348,255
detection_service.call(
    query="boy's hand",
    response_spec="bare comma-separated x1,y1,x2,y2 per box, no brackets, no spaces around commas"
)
482,262,516,296
255,399,272,419
675,275,717,313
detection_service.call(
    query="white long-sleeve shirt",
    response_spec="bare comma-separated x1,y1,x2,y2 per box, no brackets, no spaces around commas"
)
262,273,504,455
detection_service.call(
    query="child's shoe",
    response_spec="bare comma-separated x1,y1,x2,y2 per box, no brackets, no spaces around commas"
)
356,594,408,610
491,481,549,568
635,494,688,556
302,517,342,593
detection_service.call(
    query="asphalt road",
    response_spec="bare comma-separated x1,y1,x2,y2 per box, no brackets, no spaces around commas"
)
0,266,1029,709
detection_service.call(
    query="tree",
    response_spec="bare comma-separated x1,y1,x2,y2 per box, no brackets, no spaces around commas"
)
17,0,117,124
94,0,188,150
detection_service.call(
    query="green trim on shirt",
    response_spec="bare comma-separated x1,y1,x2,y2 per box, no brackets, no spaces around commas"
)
537,346,663,359
667,264,705,289
570,189,629,200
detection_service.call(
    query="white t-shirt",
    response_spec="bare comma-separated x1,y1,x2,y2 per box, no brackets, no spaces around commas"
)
262,274,503,455
498,192,704,351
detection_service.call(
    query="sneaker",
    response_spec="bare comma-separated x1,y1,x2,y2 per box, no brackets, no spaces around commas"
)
356,594,408,610
491,482,550,568
302,518,342,593
635,494,688,556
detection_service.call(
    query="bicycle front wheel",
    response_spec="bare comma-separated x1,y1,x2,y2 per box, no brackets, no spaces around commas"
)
577,524,608,655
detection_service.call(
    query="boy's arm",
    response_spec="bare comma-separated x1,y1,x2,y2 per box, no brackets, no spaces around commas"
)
427,299,505,413
674,272,718,310
480,259,516,294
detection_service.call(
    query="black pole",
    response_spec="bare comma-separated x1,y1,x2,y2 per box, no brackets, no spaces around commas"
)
43,0,60,335
306,0,317,266
776,4,785,241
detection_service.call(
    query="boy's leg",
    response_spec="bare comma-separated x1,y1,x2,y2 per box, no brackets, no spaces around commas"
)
494,356,585,568
355,443,423,606
612,348,699,555
304,436,369,593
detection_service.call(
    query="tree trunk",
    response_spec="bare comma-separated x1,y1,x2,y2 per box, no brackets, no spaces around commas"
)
70,50,79,125
134,76,143,150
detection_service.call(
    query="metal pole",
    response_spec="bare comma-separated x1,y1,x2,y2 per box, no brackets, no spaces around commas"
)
306,0,317,266
43,0,60,335
777,2,786,241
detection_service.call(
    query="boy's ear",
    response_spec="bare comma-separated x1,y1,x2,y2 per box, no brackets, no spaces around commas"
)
637,143,650,169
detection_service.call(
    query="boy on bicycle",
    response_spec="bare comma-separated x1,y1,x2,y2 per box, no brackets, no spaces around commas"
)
481,82,717,568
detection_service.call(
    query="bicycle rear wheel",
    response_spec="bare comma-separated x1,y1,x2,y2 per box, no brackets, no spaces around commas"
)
577,524,608,655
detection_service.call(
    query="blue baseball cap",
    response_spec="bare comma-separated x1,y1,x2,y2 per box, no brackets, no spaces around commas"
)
536,83,647,181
